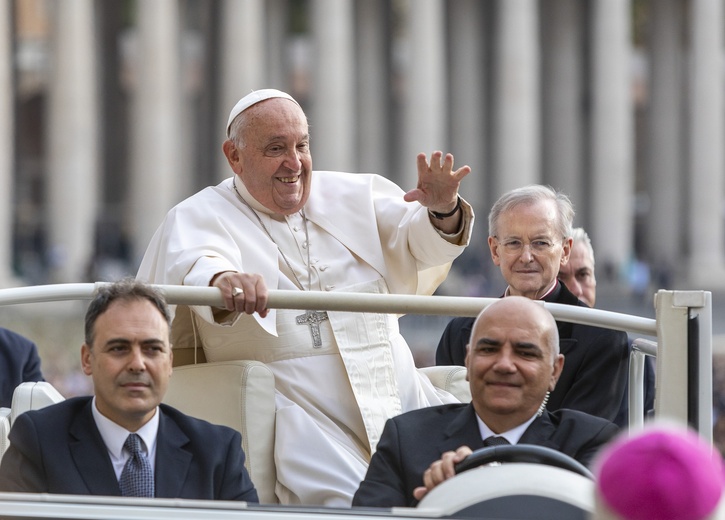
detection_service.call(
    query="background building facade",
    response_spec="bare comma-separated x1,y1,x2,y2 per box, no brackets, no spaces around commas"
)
2,0,725,295
5,1,725,445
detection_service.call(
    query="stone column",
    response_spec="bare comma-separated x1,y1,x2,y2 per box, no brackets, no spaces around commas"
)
491,0,539,197
129,0,182,263
217,0,266,180
402,0,446,188
266,0,287,89
309,0,355,172
448,0,486,214
589,0,634,276
687,0,725,286
541,0,584,211
46,0,99,282
356,0,389,177
645,0,682,286
0,0,14,285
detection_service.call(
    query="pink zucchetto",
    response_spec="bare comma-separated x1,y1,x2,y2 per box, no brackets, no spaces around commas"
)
226,88,300,138
593,423,725,520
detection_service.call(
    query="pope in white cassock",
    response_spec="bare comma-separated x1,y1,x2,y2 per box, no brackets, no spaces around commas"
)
137,89,475,506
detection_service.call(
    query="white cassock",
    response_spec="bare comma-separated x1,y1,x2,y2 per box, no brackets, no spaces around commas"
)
137,171,474,506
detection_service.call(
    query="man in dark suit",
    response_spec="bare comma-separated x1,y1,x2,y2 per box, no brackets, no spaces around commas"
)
353,296,618,508
436,185,629,422
0,279,258,502
0,327,45,408
557,227,655,426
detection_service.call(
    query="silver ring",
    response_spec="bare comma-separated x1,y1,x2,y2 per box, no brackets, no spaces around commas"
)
232,287,244,297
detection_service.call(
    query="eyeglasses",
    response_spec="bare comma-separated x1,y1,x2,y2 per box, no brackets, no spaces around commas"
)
494,237,561,256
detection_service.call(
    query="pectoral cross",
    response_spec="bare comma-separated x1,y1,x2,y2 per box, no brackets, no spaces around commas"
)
296,310,329,348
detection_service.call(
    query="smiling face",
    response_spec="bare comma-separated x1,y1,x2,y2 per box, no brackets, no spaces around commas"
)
558,240,597,307
223,98,312,215
489,199,572,300
466,297,564,432
81,299,173,431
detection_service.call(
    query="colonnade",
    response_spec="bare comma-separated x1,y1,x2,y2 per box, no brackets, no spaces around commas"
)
2,0,725,290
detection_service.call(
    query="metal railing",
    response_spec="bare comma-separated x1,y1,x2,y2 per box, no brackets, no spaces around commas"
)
0,284,711,438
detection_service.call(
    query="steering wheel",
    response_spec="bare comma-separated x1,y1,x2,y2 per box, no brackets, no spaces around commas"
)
454,444,594,480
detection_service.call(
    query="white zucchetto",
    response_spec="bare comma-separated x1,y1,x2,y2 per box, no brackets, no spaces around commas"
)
226,88,300,138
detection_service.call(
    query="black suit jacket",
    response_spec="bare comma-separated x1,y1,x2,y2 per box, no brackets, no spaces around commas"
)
436,282,629,422
352,404,618,508
0,328,44,408
0,397,258,502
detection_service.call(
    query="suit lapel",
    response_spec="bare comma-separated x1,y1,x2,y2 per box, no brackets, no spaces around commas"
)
69,401,122,496
552,281,585,307
439,404,484,452
154,410,192,498
544,282,577,353
519,412,559,450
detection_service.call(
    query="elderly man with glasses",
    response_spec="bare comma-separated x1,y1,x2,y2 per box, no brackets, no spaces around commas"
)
436,185,629,422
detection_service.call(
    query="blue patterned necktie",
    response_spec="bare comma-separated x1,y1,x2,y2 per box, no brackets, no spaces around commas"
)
119,433,154,497
483,435,511,447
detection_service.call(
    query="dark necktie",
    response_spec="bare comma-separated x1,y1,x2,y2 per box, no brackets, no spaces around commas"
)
119,433,154,497
483,435,511,447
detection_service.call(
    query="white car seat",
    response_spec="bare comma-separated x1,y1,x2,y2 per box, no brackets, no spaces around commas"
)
163,360,277,504
0,382,65,462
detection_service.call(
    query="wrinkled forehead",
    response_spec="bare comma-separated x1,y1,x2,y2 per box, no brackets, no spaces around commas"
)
238,98,308,139
473,299,558,353
497,203,561,238
476,320,545,344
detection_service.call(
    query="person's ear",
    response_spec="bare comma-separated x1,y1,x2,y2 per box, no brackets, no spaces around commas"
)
560,237,573,267
488,236,501,266
464,344,471,381
549,354,565,391
81,343,93,376
222,139,242,174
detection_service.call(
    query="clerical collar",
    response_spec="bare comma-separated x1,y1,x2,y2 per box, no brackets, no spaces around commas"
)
232,176,286,222
504,279,558,300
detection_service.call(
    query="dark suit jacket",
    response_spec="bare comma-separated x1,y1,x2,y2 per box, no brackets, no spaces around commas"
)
0,397,258,502
613,343,656,427
435,282,630,422
352,404,618,508
0,328,44,408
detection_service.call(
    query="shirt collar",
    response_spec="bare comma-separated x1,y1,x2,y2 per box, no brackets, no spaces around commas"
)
475,412,539,445
91,396,160,458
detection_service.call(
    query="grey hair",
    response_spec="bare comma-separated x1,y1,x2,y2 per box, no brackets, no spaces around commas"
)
228,112,247,149
84,278,171,346
488,185,574,240
571,227,595,266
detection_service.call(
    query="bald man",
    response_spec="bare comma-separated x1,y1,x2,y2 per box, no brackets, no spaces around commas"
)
354,297,618,508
